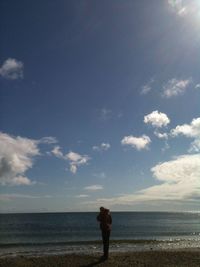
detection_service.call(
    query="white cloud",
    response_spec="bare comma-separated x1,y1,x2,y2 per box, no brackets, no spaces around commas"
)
51,146,63,158
195,84,200,89
12,176,36,186
171,118,200,137
171,117,200,152
141,84,151,95
101,143,110,150
70,164,77,174
84,184,103,191
144,110,170,128
93,143,111,151
148,154,200,199
0,132,39,186
0,58,24,80
162,78,192,98
151,154,196,182
66,151,90,172
66,151,83,162
121,135,151,150
51,148,90,174
0,132,58,186
141,78,154,95
154,131,168,139
86,154,200,207
75,194,89,198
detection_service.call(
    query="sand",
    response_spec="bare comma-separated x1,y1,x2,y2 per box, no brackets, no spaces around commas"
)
1,250,200,267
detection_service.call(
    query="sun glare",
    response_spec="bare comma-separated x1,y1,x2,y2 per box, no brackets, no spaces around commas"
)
169,0,200,19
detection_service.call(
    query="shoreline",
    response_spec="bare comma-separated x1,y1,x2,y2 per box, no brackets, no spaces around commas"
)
1,250,200,266
1,238,200,259
0,239,173,247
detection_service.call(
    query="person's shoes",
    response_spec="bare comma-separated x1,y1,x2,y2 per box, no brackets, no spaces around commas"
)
100,256,105,262
100,255,108,261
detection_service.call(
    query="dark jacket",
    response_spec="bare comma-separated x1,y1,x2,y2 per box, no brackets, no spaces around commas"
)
97,211,112,231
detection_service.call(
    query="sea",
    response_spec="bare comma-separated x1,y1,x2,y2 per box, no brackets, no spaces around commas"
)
0,212,200,257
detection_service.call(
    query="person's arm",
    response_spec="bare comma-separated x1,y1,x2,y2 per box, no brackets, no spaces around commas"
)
109,215,112,225
106,214,112,230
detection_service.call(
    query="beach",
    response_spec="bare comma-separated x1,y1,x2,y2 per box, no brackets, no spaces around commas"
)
1,250,200,267
1,212,200,265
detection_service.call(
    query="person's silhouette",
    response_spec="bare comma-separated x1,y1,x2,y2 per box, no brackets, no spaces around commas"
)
97,207,112,260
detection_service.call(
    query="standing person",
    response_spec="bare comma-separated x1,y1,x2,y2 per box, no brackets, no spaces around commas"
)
97,207,112,260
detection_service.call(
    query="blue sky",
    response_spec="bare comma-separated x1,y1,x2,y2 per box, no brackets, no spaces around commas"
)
0,0,200,212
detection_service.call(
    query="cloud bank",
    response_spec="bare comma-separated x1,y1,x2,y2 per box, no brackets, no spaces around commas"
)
87,153,200,208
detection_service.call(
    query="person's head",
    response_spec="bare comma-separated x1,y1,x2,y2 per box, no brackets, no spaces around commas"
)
100,206,104,212
104,208,110,214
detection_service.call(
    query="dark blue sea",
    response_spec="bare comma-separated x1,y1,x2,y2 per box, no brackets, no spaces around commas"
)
0,212,200,257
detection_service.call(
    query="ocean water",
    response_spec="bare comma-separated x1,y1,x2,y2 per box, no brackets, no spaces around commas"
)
0,212,200,257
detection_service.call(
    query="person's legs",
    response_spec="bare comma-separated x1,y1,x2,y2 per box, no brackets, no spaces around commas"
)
102,230,110,259
101,231,106,256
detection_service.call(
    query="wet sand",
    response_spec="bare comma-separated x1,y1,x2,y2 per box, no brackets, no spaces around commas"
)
1,250,200,267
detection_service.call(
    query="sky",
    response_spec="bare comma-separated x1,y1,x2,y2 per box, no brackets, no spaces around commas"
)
0,0,200,213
